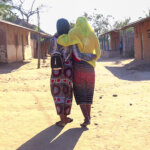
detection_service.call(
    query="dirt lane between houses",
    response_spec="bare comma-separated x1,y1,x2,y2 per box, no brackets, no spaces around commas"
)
0,57,150,150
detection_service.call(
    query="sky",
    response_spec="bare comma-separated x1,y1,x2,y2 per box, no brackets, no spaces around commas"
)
19,0,150,35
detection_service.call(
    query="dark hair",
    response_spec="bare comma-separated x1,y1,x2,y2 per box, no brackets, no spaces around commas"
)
56,18,70,35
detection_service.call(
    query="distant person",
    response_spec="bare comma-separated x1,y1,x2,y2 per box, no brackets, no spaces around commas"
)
58,17,101,127
49,18,96,127
120,40,123,55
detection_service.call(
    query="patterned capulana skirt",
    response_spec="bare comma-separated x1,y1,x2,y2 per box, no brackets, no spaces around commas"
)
50,59,73,115
73,61,95,105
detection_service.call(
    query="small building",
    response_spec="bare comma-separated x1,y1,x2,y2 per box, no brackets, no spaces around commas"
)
30,32,50,59
120,28,134,58
122,17,150,62
0,19,50,63
100,17,150,60
99,29,120,58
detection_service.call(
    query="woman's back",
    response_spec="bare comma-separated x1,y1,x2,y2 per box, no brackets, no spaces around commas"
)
49,36,72,61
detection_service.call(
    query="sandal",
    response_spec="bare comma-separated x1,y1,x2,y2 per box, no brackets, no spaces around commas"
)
80,120,91,127
55,121,66,127
55,117,73,127
66,117,73,123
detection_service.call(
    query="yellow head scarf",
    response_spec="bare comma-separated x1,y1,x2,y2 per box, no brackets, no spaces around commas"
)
57,17,101,67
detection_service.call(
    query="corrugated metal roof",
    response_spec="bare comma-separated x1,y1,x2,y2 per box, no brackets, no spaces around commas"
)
0,19,51,37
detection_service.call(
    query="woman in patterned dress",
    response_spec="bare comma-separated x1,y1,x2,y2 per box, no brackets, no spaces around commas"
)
49,18,96,127
57,17,101,127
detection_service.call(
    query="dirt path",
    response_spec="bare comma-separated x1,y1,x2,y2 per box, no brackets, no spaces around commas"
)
0,58,150,150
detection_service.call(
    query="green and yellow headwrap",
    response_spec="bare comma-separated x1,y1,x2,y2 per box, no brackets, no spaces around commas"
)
57,16,101,68
57,17,95,50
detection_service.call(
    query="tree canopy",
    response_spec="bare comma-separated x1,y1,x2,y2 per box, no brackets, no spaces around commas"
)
83,9,133,37
0,0,46,23
9,0,45,23
144,9,150,17
0,0,17,21
84,9,113,37
113,18,131,29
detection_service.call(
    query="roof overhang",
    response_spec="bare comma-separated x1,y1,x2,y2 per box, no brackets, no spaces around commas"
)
100,29,120,36
0,19,51,37
100,16,150,35
121,17,150,30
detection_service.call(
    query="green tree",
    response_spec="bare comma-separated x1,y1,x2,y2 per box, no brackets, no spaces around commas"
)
9,0,46,23
144,9,150,17
113,18,131,29
84,9,113,37
0,0,47,23
0,0,17,21
0,0,10,19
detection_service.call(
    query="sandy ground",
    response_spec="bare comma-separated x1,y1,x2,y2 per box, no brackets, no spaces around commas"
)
0,57,150,150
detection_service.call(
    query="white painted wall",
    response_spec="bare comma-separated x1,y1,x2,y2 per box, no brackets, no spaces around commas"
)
7,45,23,63
7,44,32,63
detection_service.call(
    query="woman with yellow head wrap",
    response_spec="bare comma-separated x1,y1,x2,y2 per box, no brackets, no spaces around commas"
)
58,16,101,127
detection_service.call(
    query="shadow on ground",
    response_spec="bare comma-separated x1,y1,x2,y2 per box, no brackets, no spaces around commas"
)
0,61,30,74
105,59,150,81
17,125,87,150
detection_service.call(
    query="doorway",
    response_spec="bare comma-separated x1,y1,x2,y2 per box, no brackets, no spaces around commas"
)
140,33,144,60
0,29,7,63
21,35,25,60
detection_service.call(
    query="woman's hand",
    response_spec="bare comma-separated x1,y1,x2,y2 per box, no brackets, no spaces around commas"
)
93,54,97,60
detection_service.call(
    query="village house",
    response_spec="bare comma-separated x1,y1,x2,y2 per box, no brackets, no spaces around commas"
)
0,19,50,63
30,32,50,59
99,28,134,59
120,27,134,58
122,17,150,62
99,29,120,58
100,17,150,61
